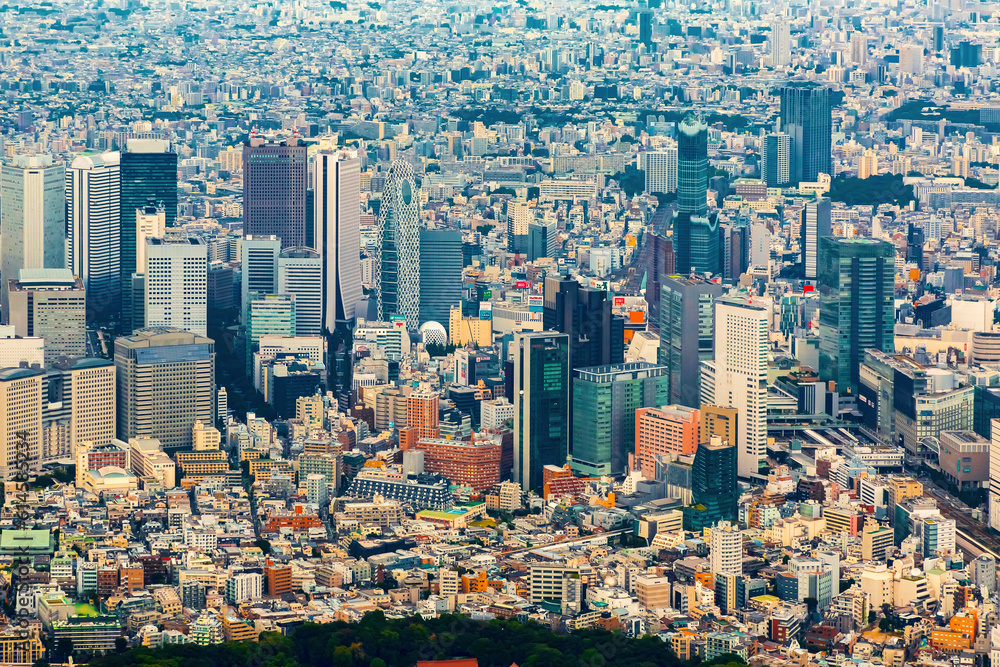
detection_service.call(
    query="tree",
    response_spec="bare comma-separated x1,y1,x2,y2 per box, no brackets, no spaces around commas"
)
879,617,892,632
114,637,128,653
868,610,877,625
255,538,272,555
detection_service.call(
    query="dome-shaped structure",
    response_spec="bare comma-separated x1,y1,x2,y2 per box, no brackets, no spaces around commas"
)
419,321,447,347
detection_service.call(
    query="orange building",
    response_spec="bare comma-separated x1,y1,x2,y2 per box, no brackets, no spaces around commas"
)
635,405,700,478
407,390,440,440
414,437,500,492
264,561,293,597
930,629,972,652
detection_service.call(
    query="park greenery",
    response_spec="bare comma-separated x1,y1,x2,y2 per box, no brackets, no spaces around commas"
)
828,173,915,207
87,613,750,667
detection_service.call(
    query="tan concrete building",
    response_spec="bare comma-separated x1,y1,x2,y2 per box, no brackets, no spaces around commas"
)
7,269,86,363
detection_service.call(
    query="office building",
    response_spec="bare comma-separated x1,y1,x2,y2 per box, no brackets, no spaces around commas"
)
642,146,678,194
702,296,768,477
135,205,166,273
673,114,719,276
54,357,116,453
801,197,832,280
658,275,726,408
418,228,463,327
1,155,65,320
66,152,120,322
0,367,44,477
246,293,296,372
115,329,216,450
645,232,676,332
513,331,570,492
544,275,624,370
900,44,924,75
144,237,207,336
684,435,739,531
376,160,420,329
528,218,558,262
0,326,43,369
413,437,501,492
634,404,700,479
761,133,790,187
818,238,895,395
120,139,177,331
240,235,281,322
638,9,653,48
571,362,669,476
850,32,868,66
313,148,362,330
709,521,743,576
992,419,1000,533
278,248,322,336
242,136,308,248
780,84,833,183
769,19,791,68
7,270,87,363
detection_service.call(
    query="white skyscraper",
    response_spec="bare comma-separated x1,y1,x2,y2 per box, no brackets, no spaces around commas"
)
990,419,1000,533
703,296,769,477
145,237,208,336
67,152,121,322
710,521,743,576
642,144,678,194
769,19,791,68
1,155,66,321
278,248,323,336
900,44,924,76
851,32,868,67
313,147,362,331
376,160,420,329
135,205,166,273
239,235,281,323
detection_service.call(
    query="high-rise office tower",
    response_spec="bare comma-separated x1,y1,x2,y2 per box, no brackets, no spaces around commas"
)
638,9,653,48
0,367,44,477
505,201,531,254
769,19,791,68
673,114,719,276
571,361,669,476
721,222,750,284
278,248,322,336
376,160,420,328
418,228,463,327
818,238,895,396
658,275,726,408
513,331,570,492
313,148,362,331
240,235,281,323
528,218,558,261
645,232,676,333
709,521,743,576
780,84,833,184
242,136,308,249
761,133,790,187
144,237,207,336
67,153,121,323
7,270,87,364
52,357,117,452
1,155,65,321
115,328,215,450
702,296,769,478
544,275,625,371
900,44,924,75
246,293,296,373
801,197,832,280
850,32,868,66
906,223,925,268
120,139,177,332
642,145,678,194
135,205,166,274
684,435,738,531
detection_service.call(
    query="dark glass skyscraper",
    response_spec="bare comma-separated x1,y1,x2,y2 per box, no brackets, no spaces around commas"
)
418,227,463,327
543,275,624,370
513,331,570,492
780,84,833,183
800,196,831,279
673,114,719,276
242,136,308,249
683,435,738,532
657,274,725,408
818,237,896,395
120,139,177,332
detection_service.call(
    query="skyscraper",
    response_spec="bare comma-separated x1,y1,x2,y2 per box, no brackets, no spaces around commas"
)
850,32,868,66
780,84,833,184
418,228,463,327
642,146,678,194
702,296,769,478
0,367,44,478
1,155,66,320
658,275,726,408
818,237,895,396
769,19,791,68
67,153,121,323
571,361,669,476
115,328,216,450
513,331,570,492
638,9,653,48
709,521,743,576
144,237,207,336
278,248,323,336
527,218,558,261
7,270,86,364
801,197,832,280
684,435,738,531
673,114,719,276
376,160,420,328
761,133,790,187
544,275,625,371
645,232,676,333
242,136,308,249
120,139,177,332
240,235,281,323
313,148,362,331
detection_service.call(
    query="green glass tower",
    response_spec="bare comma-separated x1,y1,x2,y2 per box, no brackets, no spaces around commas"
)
658,275,725,408
673,113,719,276
818,237,895,396
513,331,570,492
684,435,739,531
571,361,669,476
780,83,833,184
